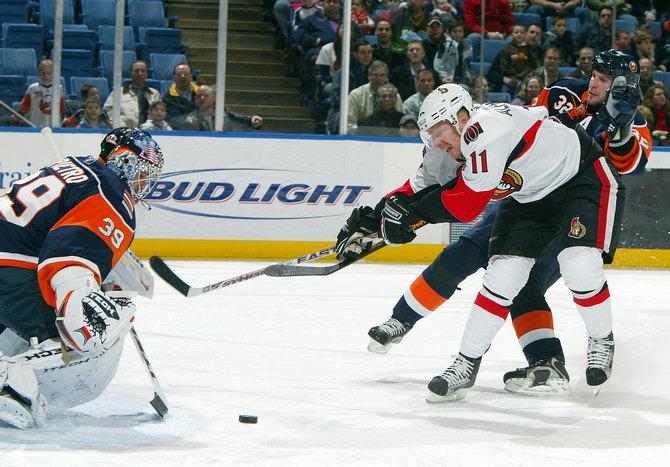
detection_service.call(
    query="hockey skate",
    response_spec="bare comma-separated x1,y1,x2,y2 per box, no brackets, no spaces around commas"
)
426,353,481,403
0,361,47,429
367,318,413,354
586,332,614,392
503,357,570,396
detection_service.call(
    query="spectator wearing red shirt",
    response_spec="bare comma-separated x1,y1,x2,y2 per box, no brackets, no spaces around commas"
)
462,0,513,51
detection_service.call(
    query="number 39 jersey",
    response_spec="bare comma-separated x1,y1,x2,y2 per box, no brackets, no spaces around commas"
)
0,156,136,307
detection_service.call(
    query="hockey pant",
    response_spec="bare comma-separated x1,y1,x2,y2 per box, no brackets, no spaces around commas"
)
391,203,564,364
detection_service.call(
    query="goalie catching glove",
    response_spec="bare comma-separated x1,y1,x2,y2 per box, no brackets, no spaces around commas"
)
335,205,381,260
52,266,136,355
381,193,426,246
597,75,641,146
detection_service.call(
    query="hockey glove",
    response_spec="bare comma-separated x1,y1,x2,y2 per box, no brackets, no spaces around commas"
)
597,75,641,146
380,193,424,245
335,205,380,260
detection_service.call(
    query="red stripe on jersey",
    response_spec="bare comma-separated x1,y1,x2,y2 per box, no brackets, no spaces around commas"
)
385,179,415,199
593,160,613,250
38,260,102,307
474,293,510,319
440,177,494,222
0,259,38,269
573,286,610,307
510,119,543,161
57,290,74,317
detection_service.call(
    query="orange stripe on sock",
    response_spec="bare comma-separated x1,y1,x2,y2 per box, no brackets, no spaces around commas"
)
409,275,446,312
512,310,554,338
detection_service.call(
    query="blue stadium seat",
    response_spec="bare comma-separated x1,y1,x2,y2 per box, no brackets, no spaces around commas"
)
558,66,577,76
512,12,541,27
138,27,183,61
470,61,492,75
62,27,97,52
81,0,116,31
98,25,135,51
615,19,637,33
0,48,37,76
1,24,44,60
61,49,93,82
128,0,167,32
488,92,511,103
545,17,580,34
144,78,160,90
364,35,378,46
159,78,172,95
70,76,109,101
0,75,28,104
26,74,67,94
646,21,661,40
37,0,75,33
0,0,29,25
149,53,186,81
476,39,510,63
98,49,137,81
652,71,670,88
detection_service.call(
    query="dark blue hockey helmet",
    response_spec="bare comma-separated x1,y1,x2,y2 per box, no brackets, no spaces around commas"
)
592,49,640,86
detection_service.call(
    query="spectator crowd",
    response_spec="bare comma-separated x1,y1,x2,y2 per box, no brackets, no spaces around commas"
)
273,0,669,143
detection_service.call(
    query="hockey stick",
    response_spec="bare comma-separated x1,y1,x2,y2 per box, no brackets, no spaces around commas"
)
264,220,428,277
129,326,169,418
149,246,336,298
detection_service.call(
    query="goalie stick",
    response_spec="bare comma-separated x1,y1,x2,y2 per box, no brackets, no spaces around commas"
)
129,326,169,418
149,246,336,298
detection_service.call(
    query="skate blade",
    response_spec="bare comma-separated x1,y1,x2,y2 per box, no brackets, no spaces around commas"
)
504,378,570,396
367,339,393,354
425,388,468,404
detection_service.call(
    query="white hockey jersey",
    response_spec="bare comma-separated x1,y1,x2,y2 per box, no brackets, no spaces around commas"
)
411,103,583,223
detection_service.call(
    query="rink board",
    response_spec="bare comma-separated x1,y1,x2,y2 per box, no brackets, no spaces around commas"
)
2,128,670,268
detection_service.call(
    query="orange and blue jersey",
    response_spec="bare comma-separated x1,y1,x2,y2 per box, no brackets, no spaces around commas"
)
533,78,652,175
0,156,135,307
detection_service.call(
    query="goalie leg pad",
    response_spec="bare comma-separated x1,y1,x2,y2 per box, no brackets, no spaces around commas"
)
0,360,47,429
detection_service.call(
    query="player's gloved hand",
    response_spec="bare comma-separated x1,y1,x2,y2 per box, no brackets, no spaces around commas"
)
335,206,380,260
56,289,136,355
597,75,641,146
380,193,424,245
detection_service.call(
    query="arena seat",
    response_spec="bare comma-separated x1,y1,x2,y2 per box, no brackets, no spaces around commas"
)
70,76,109,101
149,53,186,81
1,24,44,61
138,27,183,61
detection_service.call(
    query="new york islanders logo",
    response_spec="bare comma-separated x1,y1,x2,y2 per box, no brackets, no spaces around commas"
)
492,168,523,199
568,216,586,239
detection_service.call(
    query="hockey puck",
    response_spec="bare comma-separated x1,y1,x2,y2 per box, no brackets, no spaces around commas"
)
239,415,258,424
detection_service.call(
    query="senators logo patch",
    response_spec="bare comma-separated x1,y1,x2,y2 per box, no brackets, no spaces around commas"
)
568,216,586,239
463,122,483,144
492,168,523,199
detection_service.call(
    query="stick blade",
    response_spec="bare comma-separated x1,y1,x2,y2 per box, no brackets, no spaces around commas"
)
149,256,191,297
150,393,169,418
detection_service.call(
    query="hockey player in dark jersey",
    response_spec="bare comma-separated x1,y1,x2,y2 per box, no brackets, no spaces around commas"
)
335,49,651,396
0,128,164,428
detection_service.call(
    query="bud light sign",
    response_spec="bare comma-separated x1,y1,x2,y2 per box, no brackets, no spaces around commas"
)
145,168,373,220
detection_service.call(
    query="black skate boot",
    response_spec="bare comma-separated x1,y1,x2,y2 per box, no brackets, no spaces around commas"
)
586,332,614,387
367,318,413,354
503,357,570,396
426,353,481,403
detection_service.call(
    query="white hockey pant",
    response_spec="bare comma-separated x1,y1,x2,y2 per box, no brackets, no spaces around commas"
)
558,246,612,338
459,255,536,359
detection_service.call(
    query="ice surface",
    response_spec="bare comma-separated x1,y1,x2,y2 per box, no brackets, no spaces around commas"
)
3,261,670,466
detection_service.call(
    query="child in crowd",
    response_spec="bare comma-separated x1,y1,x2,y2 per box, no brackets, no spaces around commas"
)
500,24,539,95
75,98,111,128
351,0,375,34
140,101,173,131
545,16,576,65
14,59,65,127
431,0,459,27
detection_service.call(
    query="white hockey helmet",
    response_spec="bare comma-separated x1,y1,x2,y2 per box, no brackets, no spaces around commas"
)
417,83,473,147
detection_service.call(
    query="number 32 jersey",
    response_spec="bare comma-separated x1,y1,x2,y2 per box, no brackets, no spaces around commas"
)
0,156,136,307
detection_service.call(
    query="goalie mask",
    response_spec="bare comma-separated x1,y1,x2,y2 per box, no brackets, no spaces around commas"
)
105,129,164,203
417,84,473,148
593,49,640,86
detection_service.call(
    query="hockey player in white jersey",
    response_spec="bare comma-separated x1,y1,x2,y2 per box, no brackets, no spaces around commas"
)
373,84,622,402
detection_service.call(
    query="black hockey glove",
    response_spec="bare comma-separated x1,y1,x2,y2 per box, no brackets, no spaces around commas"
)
335,205,380,260
380,193,425,246
597,75,641,146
